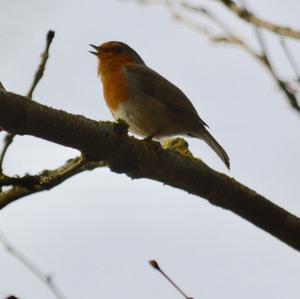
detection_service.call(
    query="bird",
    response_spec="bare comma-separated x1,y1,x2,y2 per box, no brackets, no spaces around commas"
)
89,41,230,169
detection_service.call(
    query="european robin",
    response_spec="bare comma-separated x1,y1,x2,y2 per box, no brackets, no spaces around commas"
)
90,41,230,169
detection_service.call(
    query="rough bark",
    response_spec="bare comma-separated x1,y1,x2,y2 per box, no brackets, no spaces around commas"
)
0,89,300,251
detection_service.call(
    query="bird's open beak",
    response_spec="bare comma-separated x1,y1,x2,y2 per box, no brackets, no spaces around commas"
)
89,44,98,55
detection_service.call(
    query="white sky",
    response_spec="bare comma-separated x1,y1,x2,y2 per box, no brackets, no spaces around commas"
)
0,0,300,298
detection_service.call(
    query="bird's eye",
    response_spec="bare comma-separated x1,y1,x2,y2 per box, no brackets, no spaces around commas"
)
114,46,124,53
99,47,110,53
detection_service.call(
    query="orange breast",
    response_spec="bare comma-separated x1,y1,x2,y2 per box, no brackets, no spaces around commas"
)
101,71,128,111
99,57,133,111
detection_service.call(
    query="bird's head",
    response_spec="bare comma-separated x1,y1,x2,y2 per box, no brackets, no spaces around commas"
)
89,41,145,66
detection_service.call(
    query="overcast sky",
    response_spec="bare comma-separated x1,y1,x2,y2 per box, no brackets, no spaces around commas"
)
0,0,300,298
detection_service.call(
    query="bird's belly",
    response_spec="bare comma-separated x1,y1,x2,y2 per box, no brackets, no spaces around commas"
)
112,102,158,137
111,96,184,138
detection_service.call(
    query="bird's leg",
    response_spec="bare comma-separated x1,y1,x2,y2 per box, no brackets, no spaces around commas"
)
143,129,161,142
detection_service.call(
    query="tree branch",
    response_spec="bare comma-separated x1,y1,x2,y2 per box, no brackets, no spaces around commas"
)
0,156,106,205
0,89,299,251
217,0,300,40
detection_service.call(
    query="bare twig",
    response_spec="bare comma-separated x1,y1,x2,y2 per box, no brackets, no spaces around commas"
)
280,38,300,82
0,133,14,173
0,229,66,299
27,30,55,99
136,1,300,113
180,3,262,61
0,155,106,207
217,0,300,40
240,0,300,112
0,83,12,172
183,2,300,112
0,30,55,172
149,260,193,299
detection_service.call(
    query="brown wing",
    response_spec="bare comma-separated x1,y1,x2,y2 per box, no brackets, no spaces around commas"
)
125,64,208,127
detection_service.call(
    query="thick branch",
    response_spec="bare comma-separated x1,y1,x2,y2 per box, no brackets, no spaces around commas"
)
218,0,300,40
0,89,300,251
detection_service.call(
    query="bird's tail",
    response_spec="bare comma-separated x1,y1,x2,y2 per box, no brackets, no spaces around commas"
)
192,128,230,169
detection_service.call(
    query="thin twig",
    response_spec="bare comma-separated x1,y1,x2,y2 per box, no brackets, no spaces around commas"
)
181,3,262,61
141,1,264,66
149,260,193,299
0,133,14,173
240,0,300,112
139,0,300,113
27,31,55,99
280,38,300,82
0,83,12,172
0,229,66,299
0,30,55,172
0,155,106,208
217,0,300,40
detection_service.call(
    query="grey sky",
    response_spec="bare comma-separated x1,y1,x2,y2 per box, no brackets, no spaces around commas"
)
0,0,300,298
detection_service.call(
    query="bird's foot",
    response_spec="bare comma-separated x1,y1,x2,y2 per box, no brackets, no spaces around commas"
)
143,129,161,142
